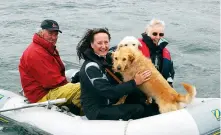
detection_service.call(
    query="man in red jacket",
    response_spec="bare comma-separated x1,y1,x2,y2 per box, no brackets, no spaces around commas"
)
19,20,81,114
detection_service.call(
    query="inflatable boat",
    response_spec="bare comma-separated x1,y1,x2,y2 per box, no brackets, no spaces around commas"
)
0,69,220,135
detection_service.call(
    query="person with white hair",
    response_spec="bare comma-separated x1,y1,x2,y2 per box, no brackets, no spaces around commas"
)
138,18,175,87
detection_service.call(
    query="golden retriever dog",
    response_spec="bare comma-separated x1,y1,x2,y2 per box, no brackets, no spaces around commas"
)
112,47,196,113
117,36,142,51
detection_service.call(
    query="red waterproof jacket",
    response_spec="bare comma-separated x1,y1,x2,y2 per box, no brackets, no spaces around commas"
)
19,34,68,103
138,38,171,60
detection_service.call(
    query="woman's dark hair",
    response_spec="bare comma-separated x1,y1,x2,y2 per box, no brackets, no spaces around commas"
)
76,28,111,60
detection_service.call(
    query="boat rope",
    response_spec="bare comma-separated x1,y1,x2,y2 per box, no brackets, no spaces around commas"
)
124,119,133,135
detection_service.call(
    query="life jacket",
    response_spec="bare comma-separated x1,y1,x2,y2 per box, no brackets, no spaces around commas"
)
138,38,174,80
138,38,171,60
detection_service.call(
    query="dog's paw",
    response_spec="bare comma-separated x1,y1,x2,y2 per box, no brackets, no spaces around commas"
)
146,97,152,104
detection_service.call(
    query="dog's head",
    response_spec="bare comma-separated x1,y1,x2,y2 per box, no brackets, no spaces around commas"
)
112,47,136,72
117,36,142,51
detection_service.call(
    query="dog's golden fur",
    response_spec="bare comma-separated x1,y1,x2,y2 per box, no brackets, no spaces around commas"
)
112,47,196,113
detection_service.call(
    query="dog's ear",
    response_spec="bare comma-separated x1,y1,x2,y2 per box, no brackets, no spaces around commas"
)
111,52,115,59
116,44,123,51
128,53,135,62
119,44,123,48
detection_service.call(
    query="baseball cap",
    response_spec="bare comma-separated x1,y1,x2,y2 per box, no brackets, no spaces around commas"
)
40,19,62,33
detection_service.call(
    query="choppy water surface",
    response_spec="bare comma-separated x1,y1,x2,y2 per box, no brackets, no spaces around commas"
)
0,0,219,134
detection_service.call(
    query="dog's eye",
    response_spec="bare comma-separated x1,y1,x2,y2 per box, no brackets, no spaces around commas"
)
115,57,118,60
132,44,136,46
122,58,126,61
125,44,128,46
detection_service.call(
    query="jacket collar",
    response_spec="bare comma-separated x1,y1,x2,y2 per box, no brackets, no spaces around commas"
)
142,33,158,52
32,33,57,55
141,33,167,53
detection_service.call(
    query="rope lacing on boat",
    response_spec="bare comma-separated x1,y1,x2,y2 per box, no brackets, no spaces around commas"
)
124,119,133,135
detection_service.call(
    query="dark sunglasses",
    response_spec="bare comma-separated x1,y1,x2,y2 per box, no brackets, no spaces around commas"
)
152,32,164,37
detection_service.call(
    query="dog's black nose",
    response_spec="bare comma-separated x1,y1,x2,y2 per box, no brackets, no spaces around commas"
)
117,66,121,70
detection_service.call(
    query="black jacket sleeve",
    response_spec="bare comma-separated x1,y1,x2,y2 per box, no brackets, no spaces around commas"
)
85,64,137,100
71,71,80,83
170,61,175,79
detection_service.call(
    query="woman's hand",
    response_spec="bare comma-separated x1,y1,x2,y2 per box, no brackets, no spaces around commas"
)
134,70,151,85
